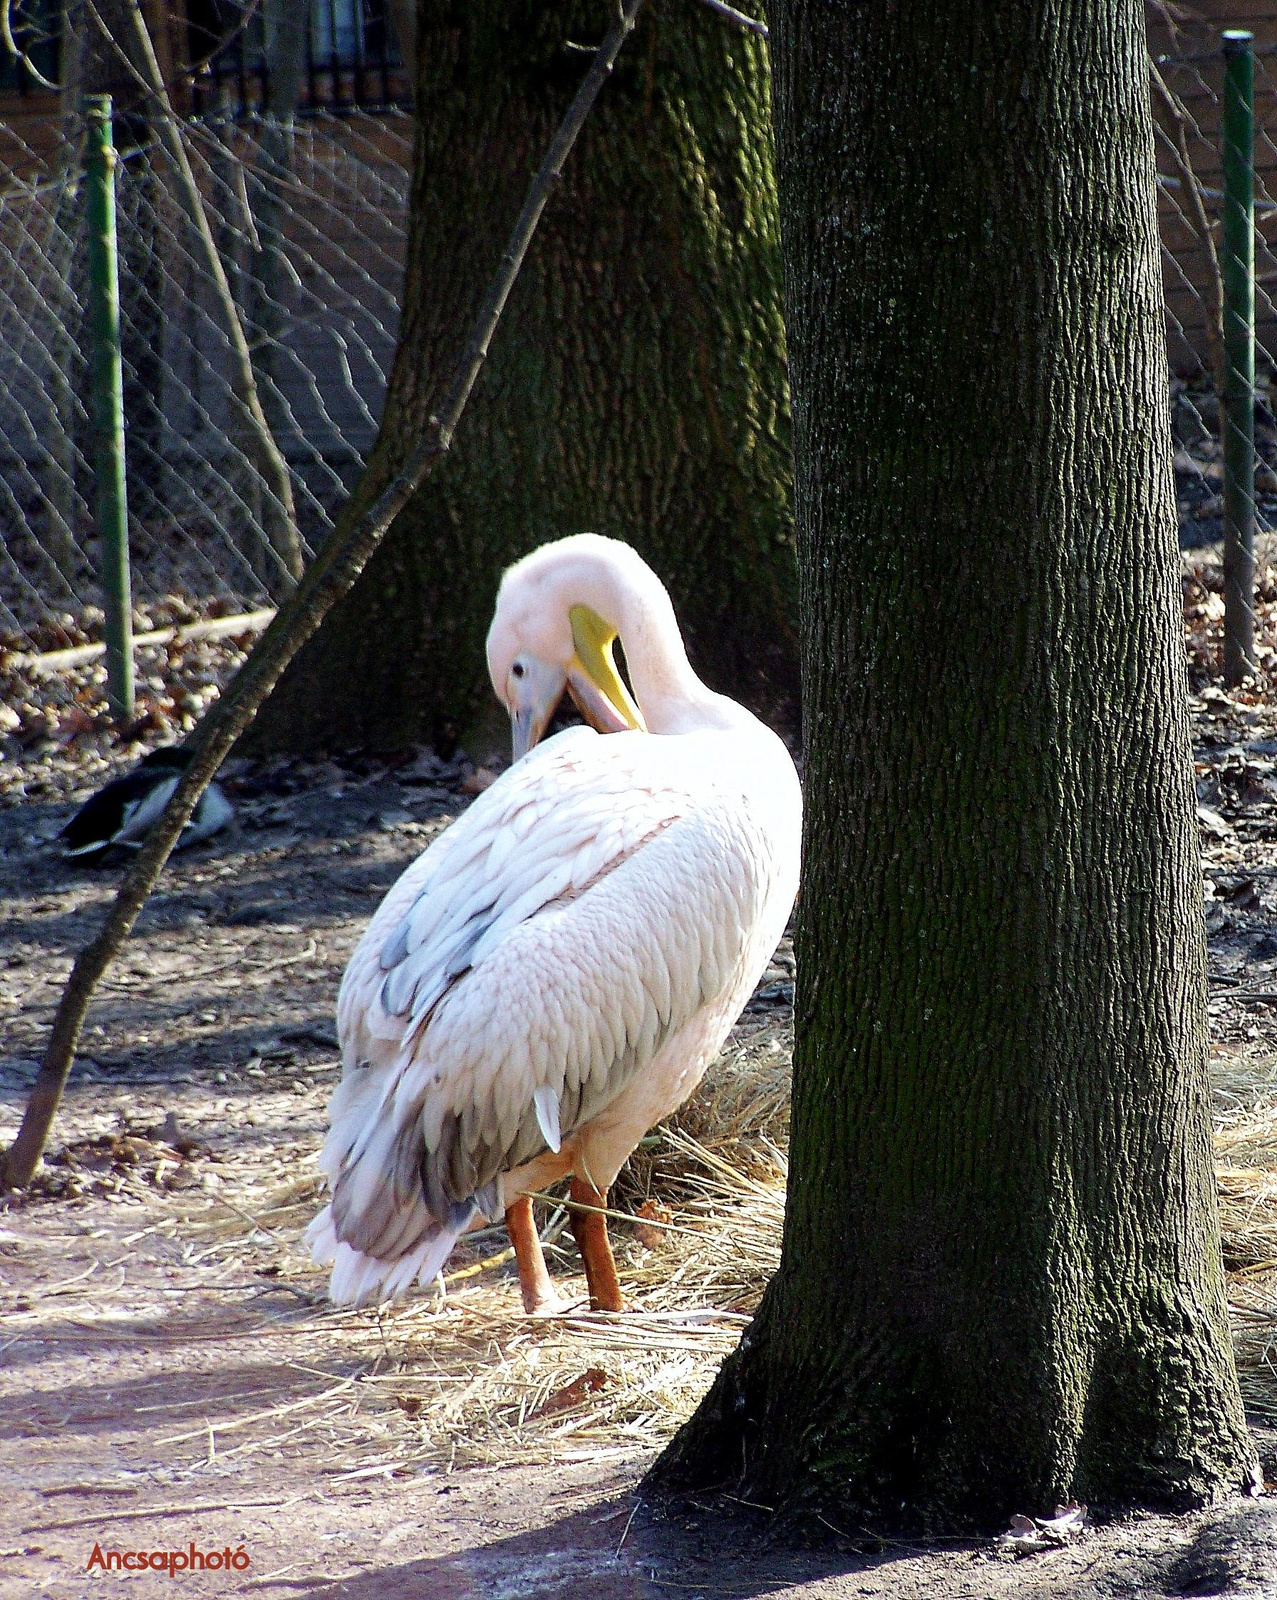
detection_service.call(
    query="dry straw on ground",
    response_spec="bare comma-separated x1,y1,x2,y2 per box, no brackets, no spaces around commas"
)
70,1019,1276,1483
22,1020,789,1482
1213,1049,1277,1416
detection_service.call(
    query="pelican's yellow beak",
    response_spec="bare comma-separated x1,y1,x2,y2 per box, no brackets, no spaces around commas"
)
567,605,647,736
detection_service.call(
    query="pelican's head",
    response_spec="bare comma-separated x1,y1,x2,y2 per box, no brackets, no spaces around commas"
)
487,534,653,761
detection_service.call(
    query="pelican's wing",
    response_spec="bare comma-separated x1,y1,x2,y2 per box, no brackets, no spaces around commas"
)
334,726,673,1073
321,724,765,1265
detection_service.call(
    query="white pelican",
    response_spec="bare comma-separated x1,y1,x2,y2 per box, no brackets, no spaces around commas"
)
306,534,800,1312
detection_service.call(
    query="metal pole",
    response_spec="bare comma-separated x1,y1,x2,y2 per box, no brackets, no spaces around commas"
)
1222,31,1257,685
84,94,134,720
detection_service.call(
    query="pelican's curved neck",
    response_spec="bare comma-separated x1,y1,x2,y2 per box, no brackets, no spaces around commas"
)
616,585,738,735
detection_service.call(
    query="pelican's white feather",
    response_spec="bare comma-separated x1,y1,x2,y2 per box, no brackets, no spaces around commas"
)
311,536,801,1308
534,1085,562,1153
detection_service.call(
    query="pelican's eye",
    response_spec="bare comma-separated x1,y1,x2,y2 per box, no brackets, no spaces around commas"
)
511,661,526,680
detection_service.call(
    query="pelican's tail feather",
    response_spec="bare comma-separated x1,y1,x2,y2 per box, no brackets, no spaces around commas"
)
305,1203,464,1307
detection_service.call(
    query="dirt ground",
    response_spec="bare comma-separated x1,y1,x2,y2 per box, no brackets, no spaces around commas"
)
8,568,1277,1595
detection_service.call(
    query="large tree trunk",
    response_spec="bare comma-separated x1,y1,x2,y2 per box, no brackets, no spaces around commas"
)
246,0,794,756
649,0,1257,1532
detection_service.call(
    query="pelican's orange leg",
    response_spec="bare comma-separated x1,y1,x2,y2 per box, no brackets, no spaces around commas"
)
505,1194,558,1314
570,1176,624,1312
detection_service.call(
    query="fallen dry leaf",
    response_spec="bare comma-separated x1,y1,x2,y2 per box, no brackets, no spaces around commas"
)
634,1199,673,1249
530,1368,608,1421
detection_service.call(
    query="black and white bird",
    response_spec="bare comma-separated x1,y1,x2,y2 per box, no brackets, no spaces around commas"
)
57,747,234,863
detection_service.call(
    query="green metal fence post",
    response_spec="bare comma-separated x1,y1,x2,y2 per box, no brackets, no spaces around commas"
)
1222,30,1257,685
84,93,134,720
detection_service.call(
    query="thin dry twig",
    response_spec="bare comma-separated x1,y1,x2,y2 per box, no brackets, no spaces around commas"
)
1151,59,1226,396
12,609,276,674
23,1497,299,1535
1,0,648,1192
156,1376,361,1447
86,0,303,591
41,1484,140,1499
616,1497,641,1554
694,0,768,35
0,0,58,89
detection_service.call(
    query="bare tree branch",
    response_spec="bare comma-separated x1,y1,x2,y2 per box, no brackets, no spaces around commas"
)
1144,0,1193,56
82,0,304,593
695,0,768,36
1,0,60,89
1151,59,1226,398
0,0,648,1192
178,0,264,83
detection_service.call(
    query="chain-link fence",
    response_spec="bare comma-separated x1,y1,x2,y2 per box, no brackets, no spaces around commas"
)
3,10,1277,737
0,1,411,742
1152,26,1277,684
1156,49,1265,526
1,104,410,615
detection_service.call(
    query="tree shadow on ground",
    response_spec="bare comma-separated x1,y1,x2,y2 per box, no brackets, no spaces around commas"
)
0,1352,352,1431
276,1494,1277,1600
285,1496,924,1600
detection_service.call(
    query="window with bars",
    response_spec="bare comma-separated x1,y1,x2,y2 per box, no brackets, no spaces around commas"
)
0,2,409,110
189,0,409,116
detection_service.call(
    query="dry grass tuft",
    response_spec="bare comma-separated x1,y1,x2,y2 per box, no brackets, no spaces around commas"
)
1212,1049,1277,1416
114,1026,789,1480
298,1026,797,1474
131,1027,1277,1473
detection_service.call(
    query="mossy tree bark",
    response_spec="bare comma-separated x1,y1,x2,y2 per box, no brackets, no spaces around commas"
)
246,0,794,756
648,0,1258,1533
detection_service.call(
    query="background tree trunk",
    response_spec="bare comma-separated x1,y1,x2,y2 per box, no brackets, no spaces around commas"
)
246,0,794,757
649,0,1258,1532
